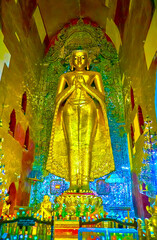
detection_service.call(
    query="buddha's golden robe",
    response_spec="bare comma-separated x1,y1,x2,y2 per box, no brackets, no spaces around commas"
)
46,71,115,183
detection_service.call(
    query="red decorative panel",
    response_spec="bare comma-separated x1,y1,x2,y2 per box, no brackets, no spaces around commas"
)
138,105,144,135
131,87,135,110
21,92,27,114
114,0,130,38
8,182,16,214
24,127,29,150
9,109,16,137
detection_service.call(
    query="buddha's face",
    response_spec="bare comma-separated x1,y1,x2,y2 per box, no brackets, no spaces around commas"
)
44,195,49,202
72,51,88,70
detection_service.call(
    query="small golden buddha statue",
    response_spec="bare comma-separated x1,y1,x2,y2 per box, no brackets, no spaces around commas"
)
2,195,10,216
39,195,52,220
147,196,157,228
46,50,114,191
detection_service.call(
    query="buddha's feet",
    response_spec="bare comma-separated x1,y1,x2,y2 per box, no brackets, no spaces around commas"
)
67,185,79,193
66,185,92,193
79,185,93,193
80,185,90,191
55,191,104,218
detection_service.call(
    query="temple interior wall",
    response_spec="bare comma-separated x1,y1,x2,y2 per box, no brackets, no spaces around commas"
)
0,0,156,217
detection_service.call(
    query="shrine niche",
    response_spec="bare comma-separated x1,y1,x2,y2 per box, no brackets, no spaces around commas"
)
32,19,124,176
30,19,132,218
0,0,157,238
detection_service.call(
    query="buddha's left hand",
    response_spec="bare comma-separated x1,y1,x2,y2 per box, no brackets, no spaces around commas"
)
76,75,85,84
73,75,85,88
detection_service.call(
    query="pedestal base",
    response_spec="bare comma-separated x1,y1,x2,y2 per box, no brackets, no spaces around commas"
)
54,219,79,239
54,192,104,219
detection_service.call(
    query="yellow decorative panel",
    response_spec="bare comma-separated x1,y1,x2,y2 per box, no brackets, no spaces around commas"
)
133,146,136,155
122,73,125,85
105,0,110,7
129,0,133,12
144,9,157,69
15,32,20,42
127,133,132,170
133,113,140,143
33,6,47,43
0,30,11,80
106,18,122,53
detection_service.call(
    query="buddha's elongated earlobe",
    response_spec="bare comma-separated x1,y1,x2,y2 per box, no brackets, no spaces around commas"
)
70,54,74,71
71,64,74,71
87,62,89,71
86,60,90,71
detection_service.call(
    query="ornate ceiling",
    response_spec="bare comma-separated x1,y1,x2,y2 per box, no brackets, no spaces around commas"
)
37,0,118,38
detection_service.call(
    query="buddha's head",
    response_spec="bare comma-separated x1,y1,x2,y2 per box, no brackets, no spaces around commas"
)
71,50,89,71
43,195,50,202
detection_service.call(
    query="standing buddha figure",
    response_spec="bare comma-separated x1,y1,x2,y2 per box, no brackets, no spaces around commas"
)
46,50,114,191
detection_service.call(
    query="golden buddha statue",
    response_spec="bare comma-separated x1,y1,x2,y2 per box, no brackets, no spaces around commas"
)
38,195,52,220
46,50,114,191
2,195,10,217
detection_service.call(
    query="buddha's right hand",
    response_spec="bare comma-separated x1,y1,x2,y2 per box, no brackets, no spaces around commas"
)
72,78,81,89
73,75,85,89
